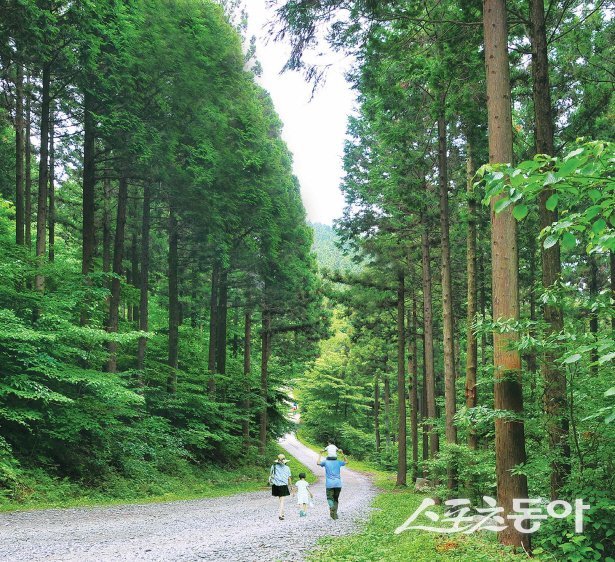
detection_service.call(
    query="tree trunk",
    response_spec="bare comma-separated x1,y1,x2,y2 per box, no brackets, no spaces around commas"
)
396,271,407,486
207,262,219,393
465,147,478,450
216,268,228,374
529,0,568,500
25,77,32,250
15,64,25,246
35,64,51,293
137,183,151,375
588,256,599,373
259,310,271,454
438,107,457,490
242,310,252,448
167,204,179,394
383,369,391,451
374,371,381,453
80,90,96,325
102,175,112,278
483,0,530,548
421,213,438,457
131,230,139,324
409,294,419,481
48,104,55,262
106,177,128,373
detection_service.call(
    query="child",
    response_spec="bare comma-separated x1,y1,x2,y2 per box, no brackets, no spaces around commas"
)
295,472,313,517
323,440,342,460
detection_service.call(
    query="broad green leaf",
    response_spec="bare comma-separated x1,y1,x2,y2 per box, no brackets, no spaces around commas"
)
561,232,576,250
543,234,559,249
545,193,559,211
563,353,582,364
513,204,529,220
592,219,607,234
494,198,512,214
605,387,615,397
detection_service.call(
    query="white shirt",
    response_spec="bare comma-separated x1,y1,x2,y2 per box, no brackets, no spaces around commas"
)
296,479,310,503
326,444,338,457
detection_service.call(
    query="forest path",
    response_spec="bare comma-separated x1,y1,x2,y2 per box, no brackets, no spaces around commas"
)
0,434,376,561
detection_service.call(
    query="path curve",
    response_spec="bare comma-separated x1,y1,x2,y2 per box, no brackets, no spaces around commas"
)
0,434,375,561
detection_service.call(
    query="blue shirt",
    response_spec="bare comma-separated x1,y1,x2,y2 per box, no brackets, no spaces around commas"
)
319,459,346,488
270,463,291,486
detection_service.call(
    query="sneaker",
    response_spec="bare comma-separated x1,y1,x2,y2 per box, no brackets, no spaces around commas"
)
279,515,285,520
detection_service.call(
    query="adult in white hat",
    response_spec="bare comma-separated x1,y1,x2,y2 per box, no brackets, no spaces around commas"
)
269,453,293,520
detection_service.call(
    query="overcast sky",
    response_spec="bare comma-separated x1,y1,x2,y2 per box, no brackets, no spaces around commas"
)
245,2,353,225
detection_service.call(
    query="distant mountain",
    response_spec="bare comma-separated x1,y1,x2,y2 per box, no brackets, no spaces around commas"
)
310,222,360,273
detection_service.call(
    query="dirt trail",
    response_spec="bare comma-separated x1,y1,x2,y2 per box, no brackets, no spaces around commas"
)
0,434,375,561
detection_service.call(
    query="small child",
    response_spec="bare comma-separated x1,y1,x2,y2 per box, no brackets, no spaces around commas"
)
323,440,342,460
295,473,313,517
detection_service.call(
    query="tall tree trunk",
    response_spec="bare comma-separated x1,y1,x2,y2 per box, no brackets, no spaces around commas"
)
131,230,139,324
216,268,228,374
242,309,252,448
48,104,55,262
438,107,457,490
207,262,219,393
25,77,32,250
102,175,112,278
383,369,391,451
421,213,438,457
465,147,478,450
529,0,568,500
374,371,381,453
167,204,179,393
588,256,599,373
409,293,419,481
35,64,51,293
81,90,96,325
483,0,529,548
259,310,271,454
15,64,25,245
106,177,128,373
137,183,151,375
396,271,407,486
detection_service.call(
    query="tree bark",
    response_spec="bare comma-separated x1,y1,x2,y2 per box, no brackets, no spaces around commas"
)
465,147,478,450
438,108,457,490
167,204,179,394
259,310,271,454
80,90,96,325
409,293,419,481
130,229,139,324
48,104,55,262
242,310,252,448
35,63,51,293
137,183,151,375
207,262,219,393
383,369,391,451
588,255,599,374
106,177,128,373
25,77,32,250
483,0,530,548
216,268,228,374
374,371,381,453
15,64,25,246
102,175,112,279
421,213,438,457
396,271,407,486
529,0,568,500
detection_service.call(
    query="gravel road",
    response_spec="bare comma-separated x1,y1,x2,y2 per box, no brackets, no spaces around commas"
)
0,434,376,561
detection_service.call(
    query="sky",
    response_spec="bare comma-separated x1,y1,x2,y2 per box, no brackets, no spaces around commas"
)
245,2,354,225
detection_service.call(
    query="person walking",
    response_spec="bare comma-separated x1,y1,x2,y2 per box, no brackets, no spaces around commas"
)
269,453,292,520
317,450,348,519
295,472,313,517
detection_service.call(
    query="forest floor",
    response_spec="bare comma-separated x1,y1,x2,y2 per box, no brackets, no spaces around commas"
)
0,434,376,561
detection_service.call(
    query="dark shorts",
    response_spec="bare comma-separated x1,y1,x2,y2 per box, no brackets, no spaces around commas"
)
271,485,290,497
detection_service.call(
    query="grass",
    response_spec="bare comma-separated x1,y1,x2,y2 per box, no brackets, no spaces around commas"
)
296,432,524,562
0,442,316,513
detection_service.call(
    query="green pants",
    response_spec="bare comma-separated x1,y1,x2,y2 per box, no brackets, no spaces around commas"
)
326,487,341,519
